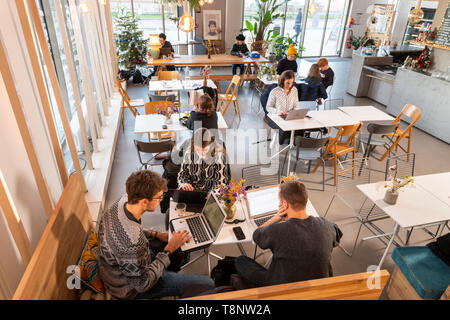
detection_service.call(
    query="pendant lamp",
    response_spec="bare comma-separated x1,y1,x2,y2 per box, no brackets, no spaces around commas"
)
308,0,317,15
179,1,194,33
408,0,424,24
206,0,214,4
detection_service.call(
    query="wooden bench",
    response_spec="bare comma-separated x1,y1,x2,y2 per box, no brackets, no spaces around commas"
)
185,271,390,300
13,174,93,300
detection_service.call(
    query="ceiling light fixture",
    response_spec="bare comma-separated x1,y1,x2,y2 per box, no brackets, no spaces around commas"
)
179,1,194,33
308,0,317,15
408,0,424,25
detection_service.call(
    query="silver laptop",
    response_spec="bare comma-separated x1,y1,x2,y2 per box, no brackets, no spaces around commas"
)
170,193,226,252
245,185,280,228
281,108,309,121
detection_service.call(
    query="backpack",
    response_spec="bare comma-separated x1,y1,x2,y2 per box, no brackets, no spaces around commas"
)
210,256,238,287
132,69,144,84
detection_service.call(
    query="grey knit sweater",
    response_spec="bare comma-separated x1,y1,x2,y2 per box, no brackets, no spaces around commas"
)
98,195,170,299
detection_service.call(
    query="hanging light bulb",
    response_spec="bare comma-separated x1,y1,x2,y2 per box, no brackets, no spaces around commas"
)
179,1,194,33
199,0,205,6
206,0,214,4
308,0,317,15
408,0,424,24
80,1,89,13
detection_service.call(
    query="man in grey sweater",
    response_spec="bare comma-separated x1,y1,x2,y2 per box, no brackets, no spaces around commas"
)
235,181,342,287
98,170,215,299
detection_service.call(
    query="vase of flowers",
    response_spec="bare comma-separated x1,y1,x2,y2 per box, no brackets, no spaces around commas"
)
383,165,415,205
217,179,246,221
200,65,214,86
156,102,179,124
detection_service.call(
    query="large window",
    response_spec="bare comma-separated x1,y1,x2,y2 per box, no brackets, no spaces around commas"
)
111,0,182,45
243,0,350,57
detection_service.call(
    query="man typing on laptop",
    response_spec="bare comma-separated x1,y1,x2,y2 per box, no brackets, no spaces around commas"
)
98,170,214,299
235,181,343,288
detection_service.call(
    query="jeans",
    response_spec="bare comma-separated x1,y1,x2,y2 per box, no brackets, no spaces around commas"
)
234,256,268,288
148,238,188,272
135,270,215,299
232,64,245,75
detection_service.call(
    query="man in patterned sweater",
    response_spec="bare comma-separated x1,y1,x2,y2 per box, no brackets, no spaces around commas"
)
98,170,215,299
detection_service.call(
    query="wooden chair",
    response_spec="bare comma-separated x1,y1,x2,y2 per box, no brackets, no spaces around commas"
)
312,122,362,186
185,270,390,300
116,79,145,131
145,101,176,141
157,70,181,106
379,104,421,161
217,75,241,121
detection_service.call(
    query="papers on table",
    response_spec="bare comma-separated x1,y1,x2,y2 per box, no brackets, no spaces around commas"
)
246,186,279,217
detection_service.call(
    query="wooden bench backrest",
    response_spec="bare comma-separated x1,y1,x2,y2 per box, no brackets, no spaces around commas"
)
185,270,390,300
13,174,93,300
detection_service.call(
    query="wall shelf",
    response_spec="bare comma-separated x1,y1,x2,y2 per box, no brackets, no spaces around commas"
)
408,40,450,51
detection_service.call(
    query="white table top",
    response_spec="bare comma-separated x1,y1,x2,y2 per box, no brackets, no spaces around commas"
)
357,180,450,229
182,79,217,90
149,80,183,91
134,112,228,134
149,79,218,91
258,76,306,86
308,109,360,128
267,113,326,131
169,194,319,246
338,106,394,122
413,172,450,207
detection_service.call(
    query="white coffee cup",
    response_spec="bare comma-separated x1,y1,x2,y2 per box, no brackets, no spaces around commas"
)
176,203,187,216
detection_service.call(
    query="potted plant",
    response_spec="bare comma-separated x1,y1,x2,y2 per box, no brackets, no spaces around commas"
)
241,0,286,56
217,179,247,221
269,33,305,62
350,34,375,55
259,65,277,80
383,165,415,205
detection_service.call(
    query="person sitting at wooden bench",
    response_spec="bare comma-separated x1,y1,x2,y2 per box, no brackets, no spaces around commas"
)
98,170,215,299
230,34,250,75
234,181,343,288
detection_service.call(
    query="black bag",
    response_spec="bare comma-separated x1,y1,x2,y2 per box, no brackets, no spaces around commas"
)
210,256,237,287
118,69,133,81
132,69,144,84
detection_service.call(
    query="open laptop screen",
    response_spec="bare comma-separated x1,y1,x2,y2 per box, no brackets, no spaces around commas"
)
247,186,279,217
203,195,225,237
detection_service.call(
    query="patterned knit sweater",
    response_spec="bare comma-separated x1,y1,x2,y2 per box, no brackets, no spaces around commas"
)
177,141,230,191
98,195,170,299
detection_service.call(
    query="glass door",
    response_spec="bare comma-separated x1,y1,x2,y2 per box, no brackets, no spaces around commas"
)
301,0,349,57
302,0,329,57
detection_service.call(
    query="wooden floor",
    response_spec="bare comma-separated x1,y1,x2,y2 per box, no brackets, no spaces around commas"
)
105,58,450,297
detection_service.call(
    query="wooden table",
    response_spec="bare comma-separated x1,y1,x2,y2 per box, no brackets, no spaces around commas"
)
148,54,270,75
357,173,450,269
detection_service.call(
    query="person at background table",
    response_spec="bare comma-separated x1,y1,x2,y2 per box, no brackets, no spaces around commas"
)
186,94,218,130
265,70,300,145
276,44,298,75
317,57,334,89
157,33,175,72
304,63,322,85
234,181,343,288
293,8,303,43
178,128,229,191
98,170,214,299
230,34,250,75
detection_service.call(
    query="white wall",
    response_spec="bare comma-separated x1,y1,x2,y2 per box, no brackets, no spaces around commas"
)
225,0,244,52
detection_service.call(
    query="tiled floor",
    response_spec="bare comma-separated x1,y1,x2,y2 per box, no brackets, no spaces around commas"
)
105,58,450,287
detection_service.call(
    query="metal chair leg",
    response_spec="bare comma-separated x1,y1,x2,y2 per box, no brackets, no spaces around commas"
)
323,194,336,218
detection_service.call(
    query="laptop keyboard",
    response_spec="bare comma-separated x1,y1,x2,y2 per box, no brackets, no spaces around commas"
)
254,214,275,227
186,216,210,244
